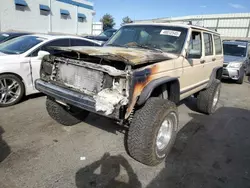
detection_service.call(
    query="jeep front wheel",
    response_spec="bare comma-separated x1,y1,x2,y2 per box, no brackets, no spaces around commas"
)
127,98,178,166
46,97,89,126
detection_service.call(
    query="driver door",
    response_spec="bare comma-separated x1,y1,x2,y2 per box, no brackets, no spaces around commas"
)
180,30,207,93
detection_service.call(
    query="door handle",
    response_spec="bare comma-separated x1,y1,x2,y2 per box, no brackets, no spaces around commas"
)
212,58,216,61
200,60,206,64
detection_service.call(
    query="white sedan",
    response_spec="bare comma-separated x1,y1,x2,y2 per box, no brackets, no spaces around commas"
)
0,34,101,107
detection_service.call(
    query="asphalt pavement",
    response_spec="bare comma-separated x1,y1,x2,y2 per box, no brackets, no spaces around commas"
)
0,78,250,188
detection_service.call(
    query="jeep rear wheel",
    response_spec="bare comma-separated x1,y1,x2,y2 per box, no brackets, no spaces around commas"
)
197,79,221,114
127,98,178,166
46,97,89,126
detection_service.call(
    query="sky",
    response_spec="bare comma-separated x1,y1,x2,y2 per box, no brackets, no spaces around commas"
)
92,0,250,28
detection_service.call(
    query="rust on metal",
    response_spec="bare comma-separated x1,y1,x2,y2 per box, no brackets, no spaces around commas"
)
125,65,159,118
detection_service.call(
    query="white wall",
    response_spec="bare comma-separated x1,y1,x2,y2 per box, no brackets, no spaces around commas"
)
92,22,103,35
0,0,94,35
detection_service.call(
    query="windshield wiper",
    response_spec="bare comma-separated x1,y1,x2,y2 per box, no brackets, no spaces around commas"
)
127,44,163,53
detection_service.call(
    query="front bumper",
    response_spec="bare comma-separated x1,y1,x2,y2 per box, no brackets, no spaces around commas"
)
35,79,120,119
222,67,241,80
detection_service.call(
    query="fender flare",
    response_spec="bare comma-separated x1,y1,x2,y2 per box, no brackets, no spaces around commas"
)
137,77,180,105
207,66,223,88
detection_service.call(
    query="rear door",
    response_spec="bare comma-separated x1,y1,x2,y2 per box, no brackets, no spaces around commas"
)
202,32,216,80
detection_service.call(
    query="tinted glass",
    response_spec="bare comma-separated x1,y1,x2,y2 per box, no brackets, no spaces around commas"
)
214,35,222,55
31,39,70,57
204,33,213,56
223,43,247,57
41,39,70,53
70,39,95,46
0,35,45,54
107,25,188,54
0,34,10,43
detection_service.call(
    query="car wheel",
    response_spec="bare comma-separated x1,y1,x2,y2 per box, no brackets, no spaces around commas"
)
0,74,25,107
127,98,178,166
236,72,244,84
197,79,221,114
46,97,89,126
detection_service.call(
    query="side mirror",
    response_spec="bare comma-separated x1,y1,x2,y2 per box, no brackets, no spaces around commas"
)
37,50,50,60
187,49,201,59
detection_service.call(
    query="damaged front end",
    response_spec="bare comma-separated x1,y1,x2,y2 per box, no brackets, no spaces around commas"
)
35,46,175,120
36,50,132,119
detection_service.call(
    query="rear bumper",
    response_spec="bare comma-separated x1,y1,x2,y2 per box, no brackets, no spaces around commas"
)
35,79,119,119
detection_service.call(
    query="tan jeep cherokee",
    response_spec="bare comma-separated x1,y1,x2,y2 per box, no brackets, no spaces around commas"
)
35,23,223,166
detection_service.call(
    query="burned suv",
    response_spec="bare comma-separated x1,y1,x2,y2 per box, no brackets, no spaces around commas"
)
35,23,223,166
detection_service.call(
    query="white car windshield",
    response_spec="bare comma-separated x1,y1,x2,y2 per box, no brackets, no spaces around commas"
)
0,36,45,54
106,25,188,54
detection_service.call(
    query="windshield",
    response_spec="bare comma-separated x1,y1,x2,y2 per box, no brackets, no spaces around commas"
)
0,35,45,54
223,43,247,57
0,34,10,43
106,25,188,54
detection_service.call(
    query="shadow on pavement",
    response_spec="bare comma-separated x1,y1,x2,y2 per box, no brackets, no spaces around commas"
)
22,93,45,102
0,126,11,163
75,153,141,188
221,79,237,84
85,113,128,135
147,107,250,188
179,97,199,112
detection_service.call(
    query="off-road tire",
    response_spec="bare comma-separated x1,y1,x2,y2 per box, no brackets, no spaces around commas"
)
236,73,244,84
0,74,25,107
46,97,89,126
127,98,178,166
197,79,221,114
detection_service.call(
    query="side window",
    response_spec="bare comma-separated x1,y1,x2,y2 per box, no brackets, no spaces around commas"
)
104,30,115,37
188,31,202,58
70,39,95,46
203,33,213,56
41,39,70,54
213,35,222,55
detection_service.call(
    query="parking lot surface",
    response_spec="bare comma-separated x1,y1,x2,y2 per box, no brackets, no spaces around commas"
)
1,78,250,188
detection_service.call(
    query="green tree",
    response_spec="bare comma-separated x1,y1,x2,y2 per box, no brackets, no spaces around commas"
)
121,16,133,25
100,14,115,31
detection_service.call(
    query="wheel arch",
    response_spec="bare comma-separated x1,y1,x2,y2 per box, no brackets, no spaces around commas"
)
137,77,180,106
207,66,223,88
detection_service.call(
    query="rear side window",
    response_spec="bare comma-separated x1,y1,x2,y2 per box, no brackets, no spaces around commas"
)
30,39,70,57
204,33,213,56
41,39,70,53
70,39,95,46
214,35,222,55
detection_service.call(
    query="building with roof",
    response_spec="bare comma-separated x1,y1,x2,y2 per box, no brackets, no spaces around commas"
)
0,0,95,35
135,13,250,39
